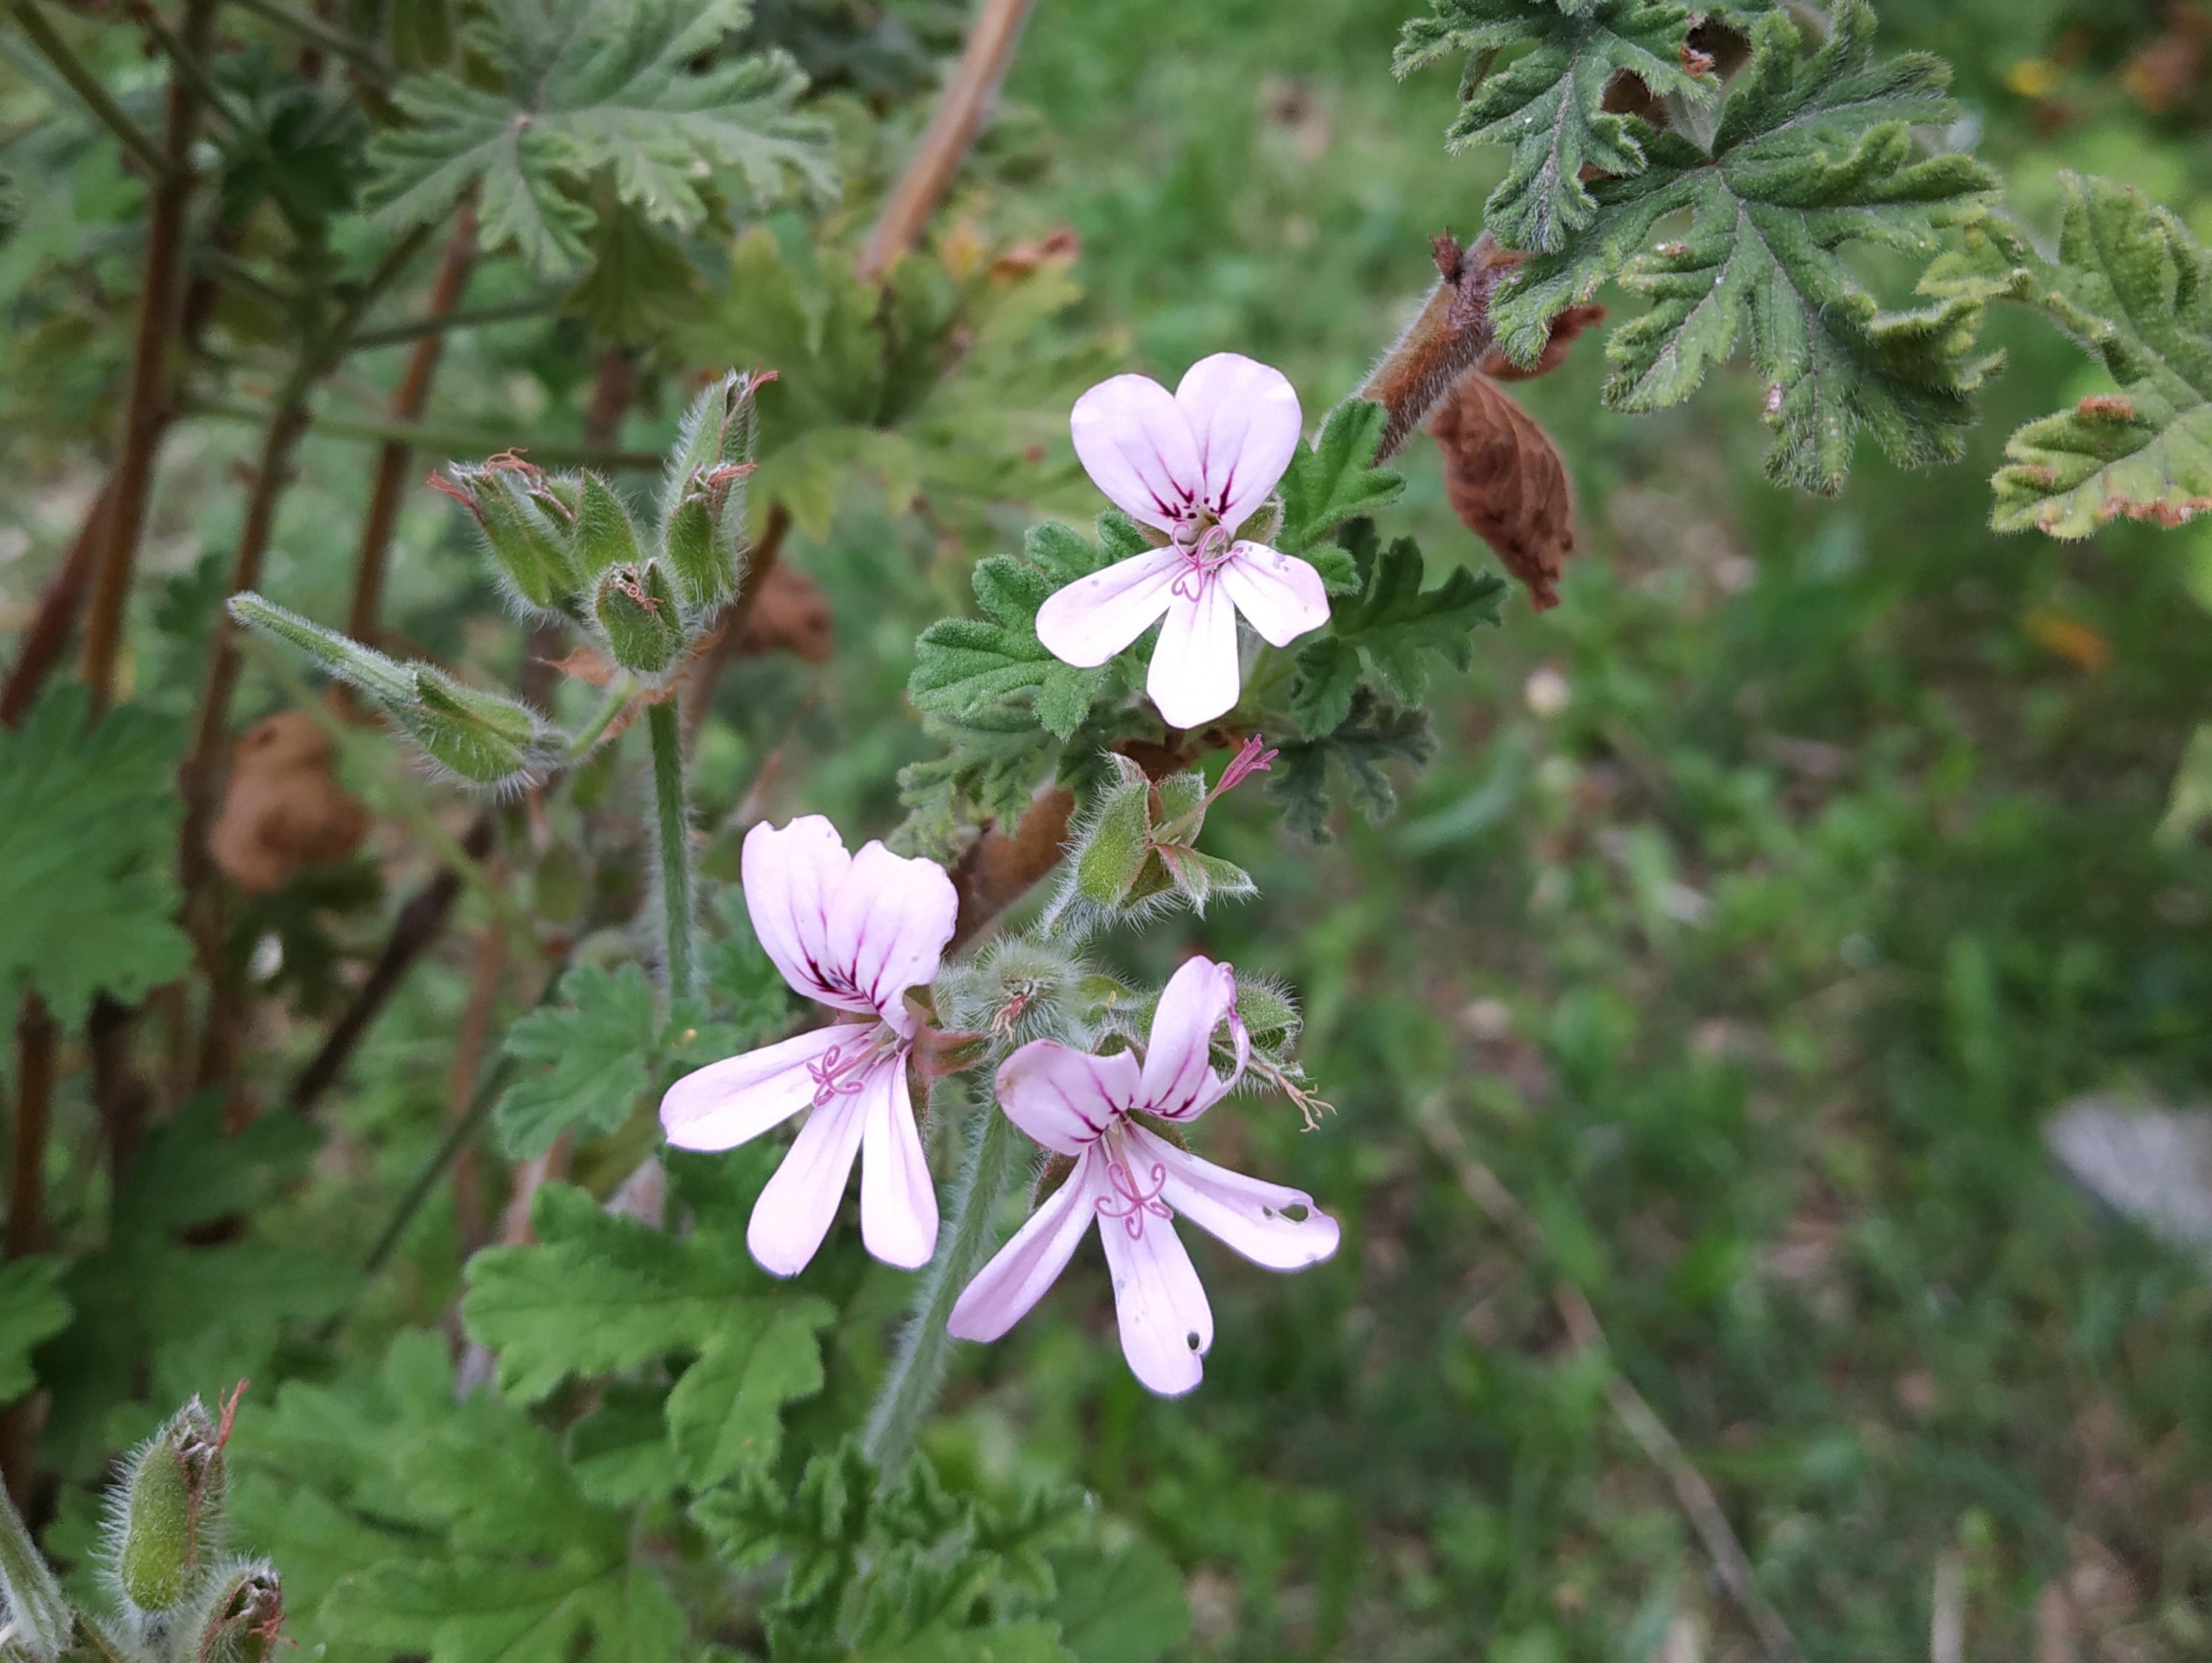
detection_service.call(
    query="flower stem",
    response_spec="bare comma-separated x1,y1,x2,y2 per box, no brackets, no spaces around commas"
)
647,700,696,1004
862,1097,1022,1469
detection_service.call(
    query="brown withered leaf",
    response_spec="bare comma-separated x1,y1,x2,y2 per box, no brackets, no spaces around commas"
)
990,225,1082,279
543,645,620,685
1428,374,1575,611
733,561,834,662
2123,3,2211,113
209,711,372,894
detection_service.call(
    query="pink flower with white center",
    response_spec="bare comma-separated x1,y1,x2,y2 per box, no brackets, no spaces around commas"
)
659,815,956,1276
1038,354,1331,732
947,955,1340,1397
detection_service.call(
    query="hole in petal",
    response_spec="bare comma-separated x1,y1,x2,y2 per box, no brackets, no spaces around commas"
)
1280,1203,1310,1222
1185,1330,1201,1350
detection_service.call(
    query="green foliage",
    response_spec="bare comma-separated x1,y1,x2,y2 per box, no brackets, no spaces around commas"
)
1289,524,1508,738
462,1154,832,1484
1923,173,2212,537
1274,401,1406,579
909,526,1119,744
1394,0,1711,254
693,1443,1087,1662
1266,693,1436,843
364,0,830,279
1493,0,1997,492
0,1259,72,1404
0,1475,72,1663
229,1333,684,1663
892,712,1059,862
0,687,192,1016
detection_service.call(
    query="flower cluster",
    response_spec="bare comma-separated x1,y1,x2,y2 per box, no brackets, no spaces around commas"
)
662,353,1343,1398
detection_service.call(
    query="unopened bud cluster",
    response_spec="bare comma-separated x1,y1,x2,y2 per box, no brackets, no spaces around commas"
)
227,370,766,791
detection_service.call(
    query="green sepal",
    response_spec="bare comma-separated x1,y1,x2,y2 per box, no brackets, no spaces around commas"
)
593,562,687,677
401,668,559,788
660,370,763,606
574,472,645,582
1072,765,1154,910
440,461,582,610
115,1398,228,1616
173,1559,284,1663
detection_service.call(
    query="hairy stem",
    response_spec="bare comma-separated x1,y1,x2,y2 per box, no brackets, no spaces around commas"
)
648,701,697,1005
862,1098,1021,1469
79,0,219,714
348,204,478,642
1357,231,1520,463
857,0,1037,279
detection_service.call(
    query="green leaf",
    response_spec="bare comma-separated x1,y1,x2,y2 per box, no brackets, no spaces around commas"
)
1289,530,1508,737
493,963,660,1159
0,686,193,1015
1494,0,1998,493
909,533,1118,743
892,711,1059,862
1266,695,1436,843
364,0,830,280
463,1157,832,1483
2159,724,2212,847
1922,173,2212,537
1275,402,1405,571
0,1259,69,1404
1051,1541,1190,1663
1395,0,1711,254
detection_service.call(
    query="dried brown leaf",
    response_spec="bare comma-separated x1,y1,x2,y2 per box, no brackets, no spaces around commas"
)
732,561,835,662
1428,373,1575,611
208,712,372,894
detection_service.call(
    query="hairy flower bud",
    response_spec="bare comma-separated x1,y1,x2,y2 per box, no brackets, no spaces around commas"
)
594,562,686,678
176,1560,284,1663
659,370,764,607
432,454,582,611
400,668,560,789
113,1393,234,1616
573,472,645,582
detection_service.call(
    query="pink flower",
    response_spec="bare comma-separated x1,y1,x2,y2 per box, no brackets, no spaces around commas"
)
660,816,956,1276
947,956,1340,1396
1038,354,1330,731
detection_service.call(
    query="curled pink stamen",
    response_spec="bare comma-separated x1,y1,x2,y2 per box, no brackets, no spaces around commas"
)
1095,1158,1173,1239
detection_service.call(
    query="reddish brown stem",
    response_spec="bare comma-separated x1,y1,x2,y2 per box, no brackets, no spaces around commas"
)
347,205,480,644
857,0,1037,280
79,0,221,714
1359,231,1522,463
0,486,112,727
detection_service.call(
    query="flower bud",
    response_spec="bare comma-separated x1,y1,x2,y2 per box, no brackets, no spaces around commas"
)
176,1560,284,1663
400,667,559,789
572,472,645,582
659,370,764,608
432,455,582,611
227,594,416,709
593,562,685,678
114,1395,232,1615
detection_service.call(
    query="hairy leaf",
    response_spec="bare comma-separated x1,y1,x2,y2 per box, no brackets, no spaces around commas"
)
1395,0,1713,254
1289,528,1507,737
364,0,830,279
493,963,659,1158
1275,400,1406,586
1493,0,1998,492
1924,173,2212,537
892,710,1059,861
0,1259,69,1403
909,529,1118,743
463,1154,832,1484
1266,694,1437,843
0,687,193,1015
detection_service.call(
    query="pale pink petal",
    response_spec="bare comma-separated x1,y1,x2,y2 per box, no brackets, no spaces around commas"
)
743,816,866,1013
946,1151,1106,1343
746,1089,869,1277
858,1059,937,1269
827,841,957,1026
1139,956,1239,1119
1218,544,1329,647
1034,545,1184,669
1146,579,1240,730
1129,1126,1341,1271
1174,353,1302,531
1069,375,1204,535
659,1024,846,1151
1098,1207,1212,1397
994,1040,1141,1155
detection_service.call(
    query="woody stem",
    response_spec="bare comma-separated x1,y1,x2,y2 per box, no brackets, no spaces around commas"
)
862,1098,1021,1469
647,701,697,1006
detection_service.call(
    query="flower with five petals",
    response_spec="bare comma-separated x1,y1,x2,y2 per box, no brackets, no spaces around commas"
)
1037,354,1330,730
659,815,954,1276
947,955,1340,1395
